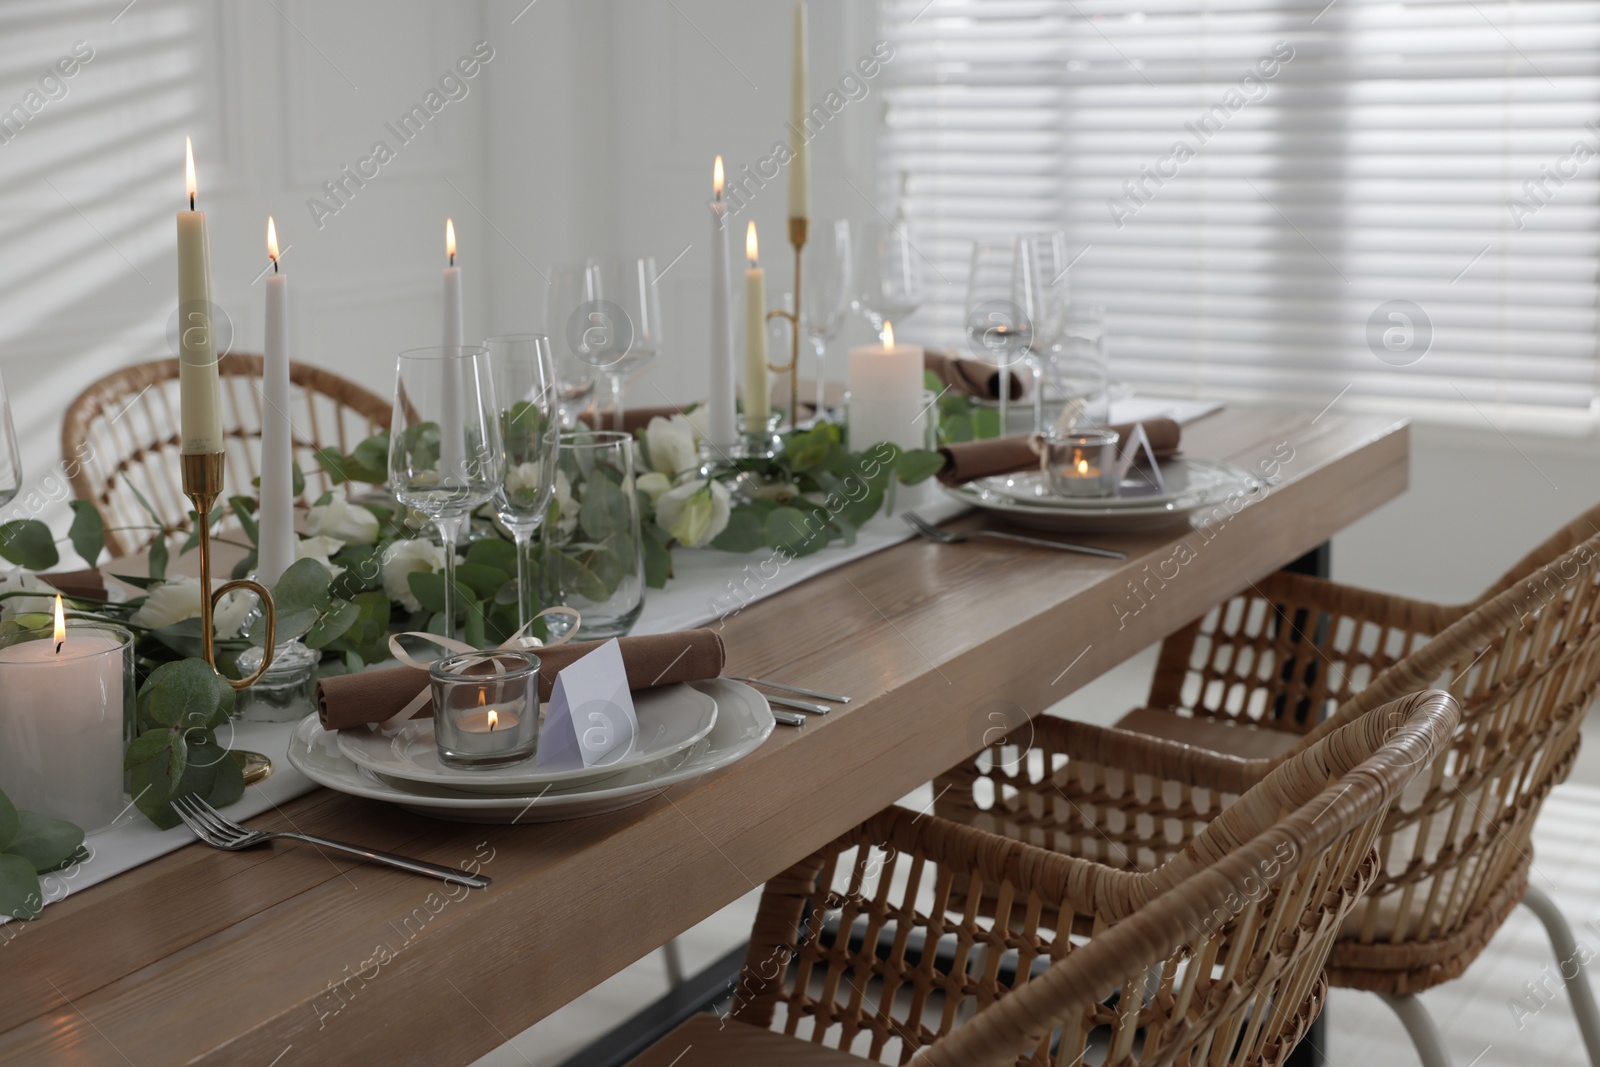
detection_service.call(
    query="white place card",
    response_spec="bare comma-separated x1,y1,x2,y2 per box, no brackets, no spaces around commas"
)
1115,422,1168,499
536,639,639,769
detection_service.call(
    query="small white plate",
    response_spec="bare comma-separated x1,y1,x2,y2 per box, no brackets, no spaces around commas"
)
286,679,775,823
335,684,718,795
945,459,1263,533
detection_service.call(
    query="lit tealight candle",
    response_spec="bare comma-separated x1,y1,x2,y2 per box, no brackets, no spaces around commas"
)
455,690,522,734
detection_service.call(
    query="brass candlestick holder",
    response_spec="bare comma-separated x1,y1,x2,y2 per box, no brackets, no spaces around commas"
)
764,215,809,434
181,451,277,784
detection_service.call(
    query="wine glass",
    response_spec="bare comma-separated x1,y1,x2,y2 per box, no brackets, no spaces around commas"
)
803,220,853,420
853,219,922,333
485,334,560,631
1047,303,1111,430
586,258,664,431
0,369,20,511
964,239,1034,436
548,264,600,429
1022,231,1070,432
389,345,504,641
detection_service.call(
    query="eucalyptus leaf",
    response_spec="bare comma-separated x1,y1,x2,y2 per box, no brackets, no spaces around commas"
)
579,472,632,543
764,507,826,557
110,573,160,590
7,812,85,873
0,853,42,920
455,562,508,600
642,525,672,589
141,659,235,731
314,446,351,486
208,751,246,808
149,617,207,659
463,599,486,649
272,558,334,613
465,538,518,577
229,496,259,546
125,479,164,529
67,501,105,568
130,753,180,830
0,520,58,570
896,449,945,485
711,508,765,553
148,536,169,581
305,598,360,649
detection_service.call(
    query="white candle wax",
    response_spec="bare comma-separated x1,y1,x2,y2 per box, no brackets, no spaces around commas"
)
847,325,925,454
177,137,223,455
707,157,737,451
257,218,295,589
788,2,810,221
440,219,466,485
0,629,125,829
742,222,770,432
454,707,521,733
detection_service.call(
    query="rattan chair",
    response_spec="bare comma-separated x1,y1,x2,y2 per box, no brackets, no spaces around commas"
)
626,690,1458,1067
62,354,391,558
935,509,1600,1066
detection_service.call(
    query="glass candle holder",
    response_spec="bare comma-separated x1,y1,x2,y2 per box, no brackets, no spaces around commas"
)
0,620,133,830
1044,428,1120,499
430,649,541,769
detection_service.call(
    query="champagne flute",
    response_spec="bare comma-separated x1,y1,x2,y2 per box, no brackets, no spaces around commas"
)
389,345,504,641
586,258,663,431
853,219,922,333
803,220,853,419
485,335,560,631
1022,231,1070,432
964,239,1034,436
548,264,599,429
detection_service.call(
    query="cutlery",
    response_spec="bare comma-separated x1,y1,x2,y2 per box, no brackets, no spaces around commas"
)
764,694,832,715
171,795,490,888
772,708,807,727
727,675,851,704
902,511,1126,560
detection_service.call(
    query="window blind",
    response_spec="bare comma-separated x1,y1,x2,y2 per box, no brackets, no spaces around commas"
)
877,0,1600,431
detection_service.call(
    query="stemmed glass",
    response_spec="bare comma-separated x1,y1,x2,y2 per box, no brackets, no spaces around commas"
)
0,369,20,512
964,239,1034,436
548,265,600,429
803,220,853,419
587,258,663,431
1021,232,1070,432
853,219,922,333
485,335,560,631
389,345,504,641
1050,304,1111,429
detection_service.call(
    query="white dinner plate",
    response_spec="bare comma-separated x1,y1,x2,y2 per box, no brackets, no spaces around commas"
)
973,458,1252,511
286,679,775,823
944,459,1263,533
335,683,718,795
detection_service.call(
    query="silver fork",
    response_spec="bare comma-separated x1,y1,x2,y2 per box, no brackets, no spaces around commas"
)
171,795,490,888
901,511,1126,560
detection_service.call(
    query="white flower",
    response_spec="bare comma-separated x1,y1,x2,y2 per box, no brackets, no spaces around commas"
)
212,589,256,637
749,480,801,504
636,471,673,507
654,479,731,548
645,414,701,477
0,571,56,621
553,470,579,540
505,462,543,494
130,576,250,636
382,538,447,612
304,486,379,545
295,535,347,578
681,406,713,444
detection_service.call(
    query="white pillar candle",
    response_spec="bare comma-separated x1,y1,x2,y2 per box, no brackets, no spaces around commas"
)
847,322,925,453
742,222,770,433
706,157,737,452
0,602,125,830
177,137,224,455
440,218,466,484
257,217,295,589
788,2,810,222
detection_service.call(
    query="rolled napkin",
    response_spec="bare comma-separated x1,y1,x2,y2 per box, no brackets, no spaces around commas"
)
924,347,1027,402
936,419,1181,487
315,629,727,730
41,568,109,602
579,405,685,435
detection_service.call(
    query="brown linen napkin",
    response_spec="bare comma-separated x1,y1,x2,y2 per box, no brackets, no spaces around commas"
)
935,419,1182,487
316,629,727,730
924,348,1027,402
579,405,685,435
41,568,109,601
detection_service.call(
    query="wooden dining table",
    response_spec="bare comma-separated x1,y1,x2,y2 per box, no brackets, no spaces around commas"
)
0,406,1407,1066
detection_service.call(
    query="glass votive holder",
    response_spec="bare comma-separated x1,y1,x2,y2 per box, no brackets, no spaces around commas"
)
1044,428,1121,499
0,619,133,830
430,649,540,769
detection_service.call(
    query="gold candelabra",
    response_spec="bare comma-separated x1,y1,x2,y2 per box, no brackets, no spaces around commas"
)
181,451,277,784
764,216,809,432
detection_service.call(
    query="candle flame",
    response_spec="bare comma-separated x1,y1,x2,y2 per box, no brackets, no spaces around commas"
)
713,155,724,199
184,136,196,206
745,221,758,265
53,595,65,653
487,709,499,731
446,217,456,263
1076,456,1089,475
266,216,279,262
882,321,895,349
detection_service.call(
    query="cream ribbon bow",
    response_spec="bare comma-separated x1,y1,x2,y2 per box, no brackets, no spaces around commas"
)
379,606,582,730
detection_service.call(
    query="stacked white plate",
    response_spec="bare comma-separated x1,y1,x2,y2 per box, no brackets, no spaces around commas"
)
285,679,775,823
943,458,1264,533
